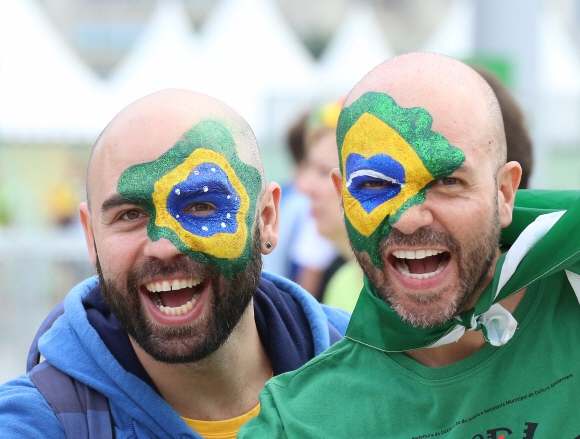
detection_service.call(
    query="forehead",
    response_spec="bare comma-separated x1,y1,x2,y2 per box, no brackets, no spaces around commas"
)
342,71,492,166
339,88,492,174
89,109,250,208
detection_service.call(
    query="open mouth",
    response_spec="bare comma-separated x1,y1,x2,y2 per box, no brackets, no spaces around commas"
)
145,277,208,316
390,249,450,280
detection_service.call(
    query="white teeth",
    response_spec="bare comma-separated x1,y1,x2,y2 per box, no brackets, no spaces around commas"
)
145,278,203,292
145,277,204,316
395,259,447,279
392,249,444,260
392,250,404,259
157,294,200,316
396,260,409,272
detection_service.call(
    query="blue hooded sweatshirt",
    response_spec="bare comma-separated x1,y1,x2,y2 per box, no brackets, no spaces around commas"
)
0,271,349,439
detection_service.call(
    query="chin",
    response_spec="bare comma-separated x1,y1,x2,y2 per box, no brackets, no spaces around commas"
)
390,292,460,328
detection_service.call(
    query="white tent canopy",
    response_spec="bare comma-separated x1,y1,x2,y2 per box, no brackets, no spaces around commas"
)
537,11,580,96
318,1,395,97
109,0,209,109
0,0,110,143
535,9,580,144
421,0,476,60
200,0,316,137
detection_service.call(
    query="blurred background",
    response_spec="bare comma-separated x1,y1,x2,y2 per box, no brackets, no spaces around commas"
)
1,0,580,384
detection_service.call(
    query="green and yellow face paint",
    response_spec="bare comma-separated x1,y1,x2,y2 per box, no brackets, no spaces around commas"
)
117,120,263,279
337,92,465,267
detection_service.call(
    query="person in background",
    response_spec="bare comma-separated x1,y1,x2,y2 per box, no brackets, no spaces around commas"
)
473,65,534,188
296,99,363,311
264,111,339,296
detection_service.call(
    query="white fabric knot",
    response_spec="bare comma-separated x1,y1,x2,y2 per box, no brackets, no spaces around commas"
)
477,303,518,346
430,211,566,350
429,304,518,348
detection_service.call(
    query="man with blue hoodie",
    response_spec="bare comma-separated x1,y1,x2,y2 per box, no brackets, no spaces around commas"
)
0,89,349,439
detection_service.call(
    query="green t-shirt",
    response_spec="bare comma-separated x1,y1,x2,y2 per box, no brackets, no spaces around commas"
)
239,272,580,438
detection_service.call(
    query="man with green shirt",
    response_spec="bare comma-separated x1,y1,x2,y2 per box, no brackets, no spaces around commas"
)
239,53,580,438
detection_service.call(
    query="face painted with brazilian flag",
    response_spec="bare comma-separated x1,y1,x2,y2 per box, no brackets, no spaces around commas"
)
337,92,466,268
117,119,263,280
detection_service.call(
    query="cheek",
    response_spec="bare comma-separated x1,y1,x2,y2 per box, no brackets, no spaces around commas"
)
435,198,496,240
97,233,145,275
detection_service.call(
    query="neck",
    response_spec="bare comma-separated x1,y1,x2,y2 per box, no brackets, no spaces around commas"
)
405,288,526,367
131,302,272,421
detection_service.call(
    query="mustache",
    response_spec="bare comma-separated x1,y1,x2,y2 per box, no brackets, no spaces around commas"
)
380,227,459,254
129,255,220,286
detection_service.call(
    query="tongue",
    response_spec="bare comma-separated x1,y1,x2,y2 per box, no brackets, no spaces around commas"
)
159,288,195,308
406,254,442,274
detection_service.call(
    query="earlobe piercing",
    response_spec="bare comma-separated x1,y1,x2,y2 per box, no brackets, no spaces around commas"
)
265,241,272,249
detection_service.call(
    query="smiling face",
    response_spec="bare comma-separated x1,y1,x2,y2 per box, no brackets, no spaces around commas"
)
336,62,519,327
337,92,466,268
80,90,268,363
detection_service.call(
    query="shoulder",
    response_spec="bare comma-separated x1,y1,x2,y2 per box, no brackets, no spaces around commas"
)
0,375,64,438
239,340,357,438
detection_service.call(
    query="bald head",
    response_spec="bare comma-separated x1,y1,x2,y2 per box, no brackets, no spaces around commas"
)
87,89,264,208
344,53,507,172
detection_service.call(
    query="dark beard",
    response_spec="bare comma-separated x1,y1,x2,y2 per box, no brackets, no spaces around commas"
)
356,202,501,328
96,227,263,364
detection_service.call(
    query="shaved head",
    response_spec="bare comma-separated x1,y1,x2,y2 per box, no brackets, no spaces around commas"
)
87,89,265,209
344,53,507,173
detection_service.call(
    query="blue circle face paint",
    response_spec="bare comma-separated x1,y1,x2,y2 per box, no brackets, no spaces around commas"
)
166,162,241,238
345,153,406,214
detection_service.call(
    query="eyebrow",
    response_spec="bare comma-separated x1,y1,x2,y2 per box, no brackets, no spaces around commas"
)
450,163,474,176
100,193,134,214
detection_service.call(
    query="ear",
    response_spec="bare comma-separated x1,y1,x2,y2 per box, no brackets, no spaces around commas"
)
330,168,344,212
258,182,281,255
497,161,522,228
79,201,97,269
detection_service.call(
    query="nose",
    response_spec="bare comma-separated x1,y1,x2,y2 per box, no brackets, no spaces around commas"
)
143,237,184,261
390,203,434,235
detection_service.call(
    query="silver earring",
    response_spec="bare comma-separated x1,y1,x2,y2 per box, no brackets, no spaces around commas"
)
265,241,272,249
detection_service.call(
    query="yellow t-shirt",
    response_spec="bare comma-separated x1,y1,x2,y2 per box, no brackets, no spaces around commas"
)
182,404,260,439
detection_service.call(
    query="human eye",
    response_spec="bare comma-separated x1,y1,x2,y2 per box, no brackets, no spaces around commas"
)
184,202,216,217
360,180,394,189
436,177,460,186
120,209,146,221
